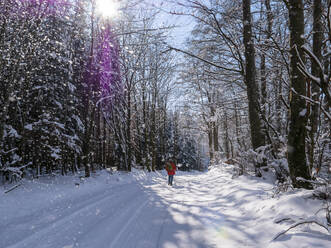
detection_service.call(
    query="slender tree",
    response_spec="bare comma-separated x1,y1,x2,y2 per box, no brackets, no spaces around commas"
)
287,0,312,188
242,0,265,165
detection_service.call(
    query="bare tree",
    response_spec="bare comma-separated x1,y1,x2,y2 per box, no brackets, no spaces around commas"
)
287,0,312,189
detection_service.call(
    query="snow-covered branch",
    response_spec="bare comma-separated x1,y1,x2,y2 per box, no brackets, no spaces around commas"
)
273,218,329,241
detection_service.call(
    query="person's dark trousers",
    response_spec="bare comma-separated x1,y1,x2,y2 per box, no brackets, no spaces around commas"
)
168,175,174,185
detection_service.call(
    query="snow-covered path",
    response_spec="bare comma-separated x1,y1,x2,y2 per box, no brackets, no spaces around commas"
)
1,166,330,248
1,176,211,248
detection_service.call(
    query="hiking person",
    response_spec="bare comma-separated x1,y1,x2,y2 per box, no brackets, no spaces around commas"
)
165,159,176,186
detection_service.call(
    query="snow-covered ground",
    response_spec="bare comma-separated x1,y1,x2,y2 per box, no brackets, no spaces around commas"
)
1,164,330,248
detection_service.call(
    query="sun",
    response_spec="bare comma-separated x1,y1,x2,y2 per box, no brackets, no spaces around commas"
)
96,0,120,18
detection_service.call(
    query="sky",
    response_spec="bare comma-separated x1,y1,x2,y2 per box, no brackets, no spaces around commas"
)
96,0,195,47
149,0,195,47
96,0,196,108
151,0,195,47
97,0,195,47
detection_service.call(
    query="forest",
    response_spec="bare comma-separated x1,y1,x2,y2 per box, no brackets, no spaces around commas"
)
0,0,331,247
0,0,330,190
0,0,204,182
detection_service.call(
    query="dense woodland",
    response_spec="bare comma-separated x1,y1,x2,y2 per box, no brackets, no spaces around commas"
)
0,0,202,183
0,0,330,192
175,0,330,190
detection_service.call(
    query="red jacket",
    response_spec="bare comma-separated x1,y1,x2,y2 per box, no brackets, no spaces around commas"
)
166,162,176,175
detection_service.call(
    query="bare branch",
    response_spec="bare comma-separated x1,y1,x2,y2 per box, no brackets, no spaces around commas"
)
302,45,324,74
273,219,329,241
167,45,242,73
4,184,21,194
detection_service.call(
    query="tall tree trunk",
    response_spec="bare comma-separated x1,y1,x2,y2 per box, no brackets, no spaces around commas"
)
223,109,230,159
103,116,106,166
275,69,283,134
211,106,219,157
151,91,156,172
142,84,151,172
234,101,243,152
151,61,157,172
133,93,142,167
260,54,267,121
242,0,265,151
96,108,101,167
308,0,323,171
263,0,273,131
213,121,219,154
161,106,167,163
208,123,214,161
287,0,312,188
127,86,132,172
173,114,179,161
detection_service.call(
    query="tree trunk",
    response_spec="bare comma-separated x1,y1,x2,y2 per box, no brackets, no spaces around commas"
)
212,108,219,157
287,0,312,189
208,123,214,161
264,0,274,129
133,94,142,167
151,97,156,172
173,113,179,161
275,69,283,134
242,0,265,151
260,54,267,122
142,85,151,172
213,122,219,154
103,116,107,167
96,108,101,167
127,87,132,172
308,0,323,171
223,109,230,159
